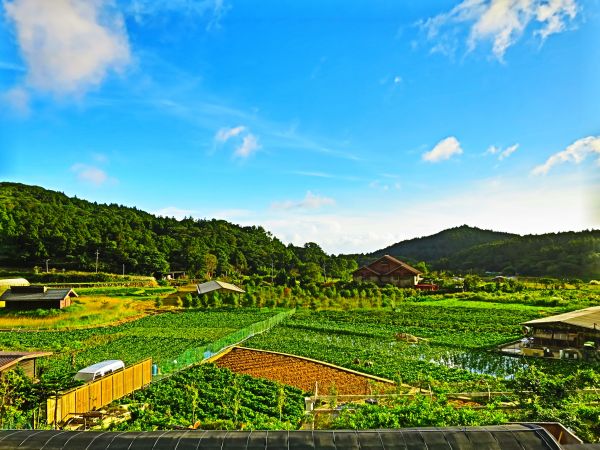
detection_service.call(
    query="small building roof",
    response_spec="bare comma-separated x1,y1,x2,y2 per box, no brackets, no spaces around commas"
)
197,280,245,295
523,306,600,332
0,278,30,287
0,351,53,372
354,254,422,276
0,286,78,302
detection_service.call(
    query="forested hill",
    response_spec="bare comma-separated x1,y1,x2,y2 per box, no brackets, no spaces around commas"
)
372,225,517,262
0,182,355,278
369,225,600,280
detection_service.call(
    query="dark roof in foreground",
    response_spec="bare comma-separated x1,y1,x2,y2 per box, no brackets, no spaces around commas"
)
0,425,586,450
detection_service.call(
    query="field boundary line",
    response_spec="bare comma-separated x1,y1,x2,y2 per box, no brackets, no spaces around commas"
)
230,346,397,385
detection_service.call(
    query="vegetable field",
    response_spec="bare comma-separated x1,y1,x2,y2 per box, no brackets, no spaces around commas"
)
112,364,306,430
0,308,283,381
245,301,594,391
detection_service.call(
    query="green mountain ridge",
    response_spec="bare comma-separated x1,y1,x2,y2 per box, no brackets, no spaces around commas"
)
368,225,599,279
0,182,598,280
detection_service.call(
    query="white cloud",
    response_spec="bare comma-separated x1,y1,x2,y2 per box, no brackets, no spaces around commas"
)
214,125,260,158
256,173,596,254
234,133,260,158
420,0,578,59
129,0,229,31
422,136,463,162
487,143,519,160
2,86,29,115
215,125,246,142
71,163,111,186
271,191,335,211
4,0,130,95
498,143,519,160
393,76,403,84
532,136,600,175
153,206,198,220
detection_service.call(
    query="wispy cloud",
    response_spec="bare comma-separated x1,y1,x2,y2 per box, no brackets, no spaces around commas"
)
215,125,246,142
291,171,362,182
214,125,260,158
271,191,335,211
532,136,600,175
128,0,229,31
4,0,131,97
71,163,113,186
234,134,261,158
422,136,463,162
486,143,519,160
419,0,578,60
0,61,25,72
369,180,401,191
153,206,199,220
2,86,29,115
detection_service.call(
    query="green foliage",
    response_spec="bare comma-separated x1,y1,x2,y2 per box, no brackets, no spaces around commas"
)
112,364,305,430
0,309,281,385
0,183,360,281
331,395,507,429
365,224,600,280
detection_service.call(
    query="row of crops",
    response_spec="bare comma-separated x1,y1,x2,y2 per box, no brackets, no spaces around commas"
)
0,308,285,380
111,364,306,431
244,302,596,391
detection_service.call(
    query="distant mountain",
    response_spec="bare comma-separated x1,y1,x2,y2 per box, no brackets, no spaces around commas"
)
372,225,516,262
367,225,600,280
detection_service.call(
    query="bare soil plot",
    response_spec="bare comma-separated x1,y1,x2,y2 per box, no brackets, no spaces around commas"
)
213,346,396,395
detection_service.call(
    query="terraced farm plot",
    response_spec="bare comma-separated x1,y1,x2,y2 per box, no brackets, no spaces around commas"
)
245,302,593,391
214,347,395,395
0,308,283,380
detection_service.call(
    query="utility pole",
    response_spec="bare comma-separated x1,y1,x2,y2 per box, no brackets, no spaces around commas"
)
45,259,50,273
122,263,125,276
271,258,274,285
95,249,99,273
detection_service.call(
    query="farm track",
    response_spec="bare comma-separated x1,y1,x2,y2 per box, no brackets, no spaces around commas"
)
214,347,397,395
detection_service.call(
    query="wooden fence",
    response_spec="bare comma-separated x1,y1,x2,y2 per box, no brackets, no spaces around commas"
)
47,358,152,425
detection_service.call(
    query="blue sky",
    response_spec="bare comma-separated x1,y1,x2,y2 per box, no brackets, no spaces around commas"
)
0,0,599,253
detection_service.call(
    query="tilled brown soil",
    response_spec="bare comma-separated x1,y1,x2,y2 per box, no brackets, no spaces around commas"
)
214,347,394,395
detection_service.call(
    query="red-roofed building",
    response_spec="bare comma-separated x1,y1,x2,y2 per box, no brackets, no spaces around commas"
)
352,255,422,287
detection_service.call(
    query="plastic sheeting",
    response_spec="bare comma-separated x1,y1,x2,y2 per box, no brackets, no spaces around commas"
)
0,425,565,450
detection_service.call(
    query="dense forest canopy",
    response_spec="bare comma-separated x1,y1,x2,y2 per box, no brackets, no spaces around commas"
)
0,183,356,279
367,225,600,280
0,183,598,279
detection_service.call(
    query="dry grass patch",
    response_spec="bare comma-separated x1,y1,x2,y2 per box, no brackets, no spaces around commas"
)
0,295,156,329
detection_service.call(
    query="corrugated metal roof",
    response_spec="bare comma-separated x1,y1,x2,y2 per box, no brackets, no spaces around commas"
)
197,280,245,295
0,425,566,449
523,306,600,331
0,287,78,302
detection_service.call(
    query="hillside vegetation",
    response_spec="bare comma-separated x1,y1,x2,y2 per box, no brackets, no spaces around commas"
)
369,225,599,280
0,183,355,278
0,183,597,279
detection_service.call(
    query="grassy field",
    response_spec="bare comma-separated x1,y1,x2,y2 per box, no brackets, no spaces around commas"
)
0,286,176,329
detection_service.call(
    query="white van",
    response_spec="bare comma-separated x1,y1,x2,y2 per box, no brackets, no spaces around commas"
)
73,360,125,382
